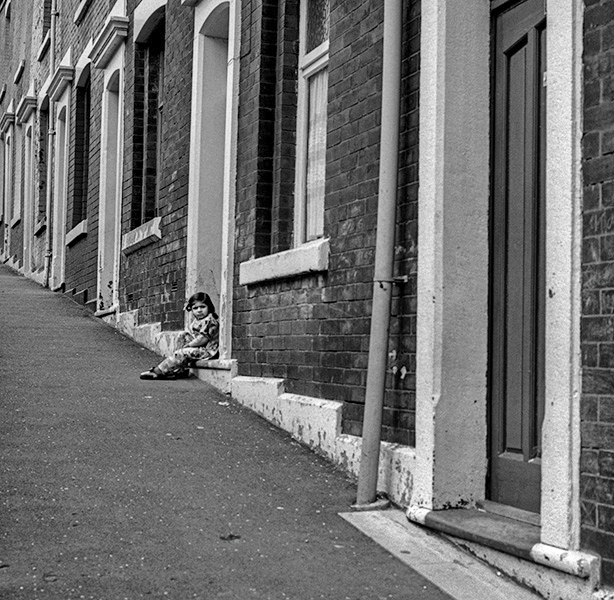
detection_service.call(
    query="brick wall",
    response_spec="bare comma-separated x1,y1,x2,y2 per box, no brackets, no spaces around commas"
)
581,0,614,585
63,0,110,302
234,0,419,445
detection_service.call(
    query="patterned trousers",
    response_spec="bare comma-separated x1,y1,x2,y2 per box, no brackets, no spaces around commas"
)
157,347,217,375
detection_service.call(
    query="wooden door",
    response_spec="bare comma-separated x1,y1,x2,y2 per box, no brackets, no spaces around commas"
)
489,0,546,514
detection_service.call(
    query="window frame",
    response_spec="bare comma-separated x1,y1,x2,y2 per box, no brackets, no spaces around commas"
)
294,0,329,247
73,66,91,227
131,16,165,230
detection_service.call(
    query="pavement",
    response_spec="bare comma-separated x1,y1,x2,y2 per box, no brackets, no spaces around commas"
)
0,264,539,600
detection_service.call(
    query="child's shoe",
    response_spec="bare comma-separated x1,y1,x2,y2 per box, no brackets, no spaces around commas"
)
139,368,175,380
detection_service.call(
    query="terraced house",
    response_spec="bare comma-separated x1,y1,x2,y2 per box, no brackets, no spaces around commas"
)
1,0,613,597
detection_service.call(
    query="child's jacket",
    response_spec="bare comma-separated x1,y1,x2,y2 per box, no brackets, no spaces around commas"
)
186,314,219,359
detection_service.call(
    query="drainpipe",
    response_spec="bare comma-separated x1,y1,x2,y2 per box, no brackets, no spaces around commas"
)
43,0,58,288
355,0,402,508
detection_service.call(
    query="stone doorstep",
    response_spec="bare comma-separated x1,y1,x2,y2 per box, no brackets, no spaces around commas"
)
407,504,601,585
191,359,237,374
412,506,541,560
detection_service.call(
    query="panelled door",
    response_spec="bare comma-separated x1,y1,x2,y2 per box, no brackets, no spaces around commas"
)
489,0,546,514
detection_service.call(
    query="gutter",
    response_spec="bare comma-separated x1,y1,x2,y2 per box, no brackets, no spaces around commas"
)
355,0,403,508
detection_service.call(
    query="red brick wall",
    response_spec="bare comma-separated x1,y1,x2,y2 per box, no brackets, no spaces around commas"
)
234,0,419,445
581,0,614,585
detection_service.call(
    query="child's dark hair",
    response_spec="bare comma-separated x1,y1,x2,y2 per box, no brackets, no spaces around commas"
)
185,292,218,319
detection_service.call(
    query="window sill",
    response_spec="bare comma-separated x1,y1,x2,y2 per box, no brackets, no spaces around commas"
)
37,30,51,62
66,219,87,246
122,216,162,255
74,0,94,25
239,237,329,285
34,217,46,237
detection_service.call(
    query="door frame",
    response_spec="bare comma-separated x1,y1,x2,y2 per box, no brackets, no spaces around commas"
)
96,48,125,316
413,0,583,550
186,0,240,360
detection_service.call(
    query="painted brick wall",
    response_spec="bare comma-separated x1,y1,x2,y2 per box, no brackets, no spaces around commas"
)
120,0,193,330
581,0,614,585
234,0,419,445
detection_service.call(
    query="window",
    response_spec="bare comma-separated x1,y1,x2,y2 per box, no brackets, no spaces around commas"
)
43,0,52,35
132,16,165,229
73,67,91,225
295,0,329,244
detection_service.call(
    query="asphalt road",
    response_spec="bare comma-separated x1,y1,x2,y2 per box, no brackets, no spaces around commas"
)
0,265,452,600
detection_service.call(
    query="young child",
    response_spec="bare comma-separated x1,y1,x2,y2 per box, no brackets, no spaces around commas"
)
140,292,220,380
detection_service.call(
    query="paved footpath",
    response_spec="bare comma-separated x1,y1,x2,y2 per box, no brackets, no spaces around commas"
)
0,265,454,600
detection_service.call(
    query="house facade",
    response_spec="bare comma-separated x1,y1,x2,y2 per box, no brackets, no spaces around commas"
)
1,0,613,597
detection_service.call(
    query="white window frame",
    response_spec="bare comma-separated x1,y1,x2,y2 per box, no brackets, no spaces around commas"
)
239,0,332,286
294,0,329,246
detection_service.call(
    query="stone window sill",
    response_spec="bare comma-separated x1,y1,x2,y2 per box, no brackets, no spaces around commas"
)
37,30,51,62
239,237,329,285
74,0,94,25
122,217,162,255
66,219,87,246
34,217,46,237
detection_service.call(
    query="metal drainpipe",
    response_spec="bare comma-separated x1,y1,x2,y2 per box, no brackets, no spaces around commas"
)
43,0,58,288
355,0,402,508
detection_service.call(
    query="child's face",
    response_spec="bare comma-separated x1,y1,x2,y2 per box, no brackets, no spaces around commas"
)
191,300,209,320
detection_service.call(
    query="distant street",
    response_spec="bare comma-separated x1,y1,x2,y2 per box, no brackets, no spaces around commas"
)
0,265,452,600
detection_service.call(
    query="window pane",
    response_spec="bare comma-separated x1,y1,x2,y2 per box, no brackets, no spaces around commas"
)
305,67,327,241
306,0,329,54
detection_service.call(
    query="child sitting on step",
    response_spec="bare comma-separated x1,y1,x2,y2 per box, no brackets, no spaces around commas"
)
140,292,219,380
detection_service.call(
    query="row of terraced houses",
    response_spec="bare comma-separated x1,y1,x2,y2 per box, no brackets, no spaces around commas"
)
1,0,614,597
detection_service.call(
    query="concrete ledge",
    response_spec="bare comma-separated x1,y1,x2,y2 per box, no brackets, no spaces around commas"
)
406,505,602,599
230,376,342,460
191,359,238,394
229,376,415,505
407,506,540,561
336,434,415,507
340,509,542,600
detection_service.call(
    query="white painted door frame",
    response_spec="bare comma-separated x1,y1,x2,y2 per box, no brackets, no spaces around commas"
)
186,0,239,359
413,0,583,551
96,49,125,315
51,91,70,291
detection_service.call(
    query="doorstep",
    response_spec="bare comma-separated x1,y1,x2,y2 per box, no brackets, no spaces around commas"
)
407,503,602,599
190,358,237,394
408,504,540,561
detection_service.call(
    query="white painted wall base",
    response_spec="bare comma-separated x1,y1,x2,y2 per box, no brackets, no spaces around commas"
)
191,359,237,394
445,534,606,600
230,375,415,506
